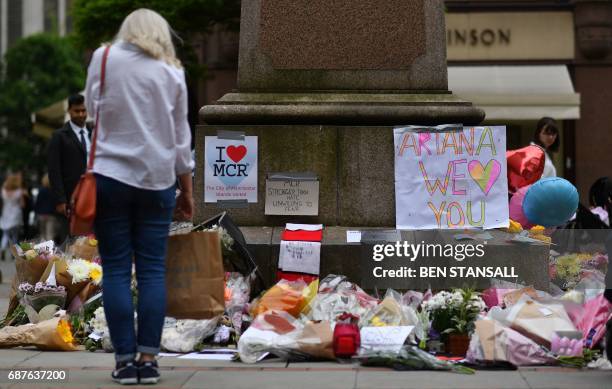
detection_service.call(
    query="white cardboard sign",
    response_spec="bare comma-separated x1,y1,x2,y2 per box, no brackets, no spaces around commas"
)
394,126,509,230
265,179,319,216
278,240,321,275
204,136,258,203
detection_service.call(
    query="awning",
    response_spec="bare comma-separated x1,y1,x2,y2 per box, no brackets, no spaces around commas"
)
448,65,581,120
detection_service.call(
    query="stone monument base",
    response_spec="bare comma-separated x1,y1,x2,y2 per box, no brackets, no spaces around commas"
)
200,92,484,126
239,227,550,292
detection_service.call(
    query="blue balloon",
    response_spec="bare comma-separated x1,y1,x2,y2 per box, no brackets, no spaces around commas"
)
523,177,579,227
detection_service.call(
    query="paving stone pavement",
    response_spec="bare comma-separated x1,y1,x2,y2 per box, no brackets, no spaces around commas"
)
0,349,611,389
2,258,611,388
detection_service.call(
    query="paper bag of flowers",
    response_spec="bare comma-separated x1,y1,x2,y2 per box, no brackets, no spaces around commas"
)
45,257,102,309
18,282,67,315
250,279,318,318
5,240,62,318
64,235,99,262
0,316,76,351
238,310,334,363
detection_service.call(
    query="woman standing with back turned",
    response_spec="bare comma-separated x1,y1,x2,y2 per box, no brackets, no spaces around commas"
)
85,9,194,385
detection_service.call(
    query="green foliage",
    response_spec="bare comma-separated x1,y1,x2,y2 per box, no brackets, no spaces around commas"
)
71,0,240,80
0,34,85,172
0,34,84,131
426,289,485,337
0,305,28,328
72,0,240,50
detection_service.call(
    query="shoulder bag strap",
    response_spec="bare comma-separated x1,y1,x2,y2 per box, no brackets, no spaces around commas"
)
87,45,111,171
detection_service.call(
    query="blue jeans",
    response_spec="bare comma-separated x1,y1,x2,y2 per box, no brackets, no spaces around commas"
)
94,174,176,362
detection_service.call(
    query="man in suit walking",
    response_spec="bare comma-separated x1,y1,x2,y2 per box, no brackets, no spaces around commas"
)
48,94,91,240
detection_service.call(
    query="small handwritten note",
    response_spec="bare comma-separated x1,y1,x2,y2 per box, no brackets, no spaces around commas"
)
278,240,321,275
265,179,319,216
359,326,414,354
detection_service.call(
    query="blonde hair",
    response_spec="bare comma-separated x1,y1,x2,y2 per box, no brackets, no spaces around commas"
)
3,174,21,191
116,8,181,68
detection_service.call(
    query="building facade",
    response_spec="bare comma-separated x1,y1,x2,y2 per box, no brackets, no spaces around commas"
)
445,0,612,203
200,0,612,203
0,0,71,57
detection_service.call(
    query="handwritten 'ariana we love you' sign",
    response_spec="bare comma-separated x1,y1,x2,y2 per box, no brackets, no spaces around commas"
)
394,126,509,230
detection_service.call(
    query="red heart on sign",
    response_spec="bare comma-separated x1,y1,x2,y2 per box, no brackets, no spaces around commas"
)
226,145,247,163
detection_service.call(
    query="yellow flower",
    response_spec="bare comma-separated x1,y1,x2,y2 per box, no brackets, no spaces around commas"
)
57,319,74,344
506,219,523,233
557,255,580,278
371,316,386,327
88,238,98,247
88,263,103,285
90,268,102,285
24,249,38,260
530,225,545,233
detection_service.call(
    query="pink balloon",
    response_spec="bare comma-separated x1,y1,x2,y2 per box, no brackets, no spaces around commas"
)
509,185,534,229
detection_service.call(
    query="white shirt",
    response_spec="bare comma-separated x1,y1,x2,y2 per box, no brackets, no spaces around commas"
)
541,150,557,178
84,41,194,190
69,121,91,156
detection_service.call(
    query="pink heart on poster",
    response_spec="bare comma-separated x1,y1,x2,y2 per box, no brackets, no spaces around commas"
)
468,160,501,195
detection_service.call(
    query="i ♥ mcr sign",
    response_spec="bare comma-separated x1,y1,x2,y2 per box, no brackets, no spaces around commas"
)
204,135,258,203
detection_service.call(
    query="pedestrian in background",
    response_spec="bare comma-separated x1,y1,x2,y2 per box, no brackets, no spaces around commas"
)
85,8,193,385
47,94,91,242
19,173,34,240
0,174,24,260
531,117,560,178
34,174,59,242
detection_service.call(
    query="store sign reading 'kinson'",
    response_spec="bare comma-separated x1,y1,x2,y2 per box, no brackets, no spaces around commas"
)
447,28,511,47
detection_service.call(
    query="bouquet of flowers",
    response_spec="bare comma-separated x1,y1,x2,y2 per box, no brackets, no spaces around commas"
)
64,235,99,262
422,289,486,336
67,259,102,285
12,240,60,283
225,272,251,336
5,240,63,321
549,253,608,289
38,257,103,312
18,282,67,313
0,316,76,351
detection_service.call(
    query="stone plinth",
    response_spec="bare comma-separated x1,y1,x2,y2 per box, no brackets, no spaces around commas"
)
201,0,484,125
196,124,404,226
239,227,550,291
238,0,441,90
196,0,484,224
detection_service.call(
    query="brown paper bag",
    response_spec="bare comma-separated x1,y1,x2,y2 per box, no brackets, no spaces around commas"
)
165,231,225,319
12,245,49,285
297,321,335,360
67,241,99,261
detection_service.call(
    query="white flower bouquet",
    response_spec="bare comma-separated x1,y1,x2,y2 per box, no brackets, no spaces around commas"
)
422,289,486,336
